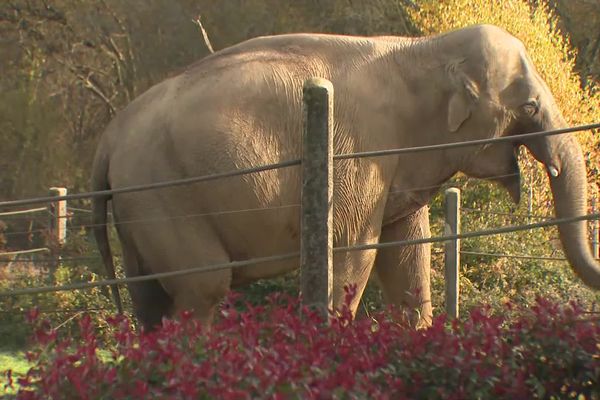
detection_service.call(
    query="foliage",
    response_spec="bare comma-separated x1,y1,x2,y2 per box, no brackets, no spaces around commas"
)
1,0,596,200
5,290,599,399
533,0,600,89
412,0,599,212
0,0,208,200
0,351,30,396
0,265,118,350
0,228,127,349
1,0,599,374
411,0,600,311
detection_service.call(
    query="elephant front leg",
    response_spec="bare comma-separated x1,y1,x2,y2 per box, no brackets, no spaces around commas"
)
373,206,432,328
331,246,379,317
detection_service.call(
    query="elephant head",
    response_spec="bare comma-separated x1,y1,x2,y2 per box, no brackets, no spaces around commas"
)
443,25,599,288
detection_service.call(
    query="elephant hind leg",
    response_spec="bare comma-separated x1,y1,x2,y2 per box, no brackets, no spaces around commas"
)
128,279,173,331
157,221,233,330
119,216,232,331
166,266,231,330
373,206,432,328
120,241,173,331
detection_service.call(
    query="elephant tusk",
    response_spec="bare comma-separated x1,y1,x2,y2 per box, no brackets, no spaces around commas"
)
548,165,560,178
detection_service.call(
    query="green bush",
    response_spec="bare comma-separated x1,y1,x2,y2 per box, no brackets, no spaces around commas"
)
411,0,600,312
9,292,600,399
0,229,127,349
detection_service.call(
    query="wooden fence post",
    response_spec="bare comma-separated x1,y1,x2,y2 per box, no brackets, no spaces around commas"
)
592,194,599,260
300,77,334,322
47,187,67,272
444,187,460,319
48,187,67,246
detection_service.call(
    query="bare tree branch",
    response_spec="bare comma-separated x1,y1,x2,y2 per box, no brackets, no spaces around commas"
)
99,0,136,100
193,15,214,54
57,58,116,115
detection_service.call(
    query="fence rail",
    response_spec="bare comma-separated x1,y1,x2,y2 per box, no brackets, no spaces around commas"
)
1,77,599,320
0,248,50,257
0,207,47,217
0,189,68,259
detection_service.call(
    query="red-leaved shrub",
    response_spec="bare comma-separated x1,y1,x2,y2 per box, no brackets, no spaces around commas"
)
6,288,599,399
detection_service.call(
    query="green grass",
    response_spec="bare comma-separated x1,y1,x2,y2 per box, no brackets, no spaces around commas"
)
0,348,114,398
1,350,31,397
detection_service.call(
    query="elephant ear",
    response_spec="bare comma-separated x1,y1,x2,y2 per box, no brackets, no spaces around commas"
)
447,59,480,132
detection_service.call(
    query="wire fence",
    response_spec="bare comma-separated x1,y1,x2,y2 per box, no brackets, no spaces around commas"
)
0,118,598,313
2,255,101,263
0,211,598,299
460,250,567,261
0,172,522,244
0,123,598,210
0,171,522,245
461,207,552,220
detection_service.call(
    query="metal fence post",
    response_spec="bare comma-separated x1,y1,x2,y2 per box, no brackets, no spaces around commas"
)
592,194,599,260
528,173,533,224
300,77,333,322
444,187,460,319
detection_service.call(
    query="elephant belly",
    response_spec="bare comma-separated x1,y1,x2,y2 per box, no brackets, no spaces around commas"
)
210,210,302,287
382,188,436,225
230,257,300,287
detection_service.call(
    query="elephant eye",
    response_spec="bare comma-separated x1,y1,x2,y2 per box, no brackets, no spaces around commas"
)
522,99,540,116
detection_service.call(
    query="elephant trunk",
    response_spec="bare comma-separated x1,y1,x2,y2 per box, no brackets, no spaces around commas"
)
524,130,600,289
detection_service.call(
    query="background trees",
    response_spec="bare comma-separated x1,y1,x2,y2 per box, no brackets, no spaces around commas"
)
0,0,598,319
0,0,596,199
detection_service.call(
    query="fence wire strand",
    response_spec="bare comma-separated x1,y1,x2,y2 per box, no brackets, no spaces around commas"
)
0,123,598,299
3,228,48,237
0,255,101,264
0,252,300,298
334,122,600,160
0,215,48,222
461,207,552,220
334,212,600,253
67,207,93,214
0,172,520,238
1,212,598,298
0,248,50,257
1,204,301,237
0,207,47,217
0,307,114,315
0,123,597,210
460,250,567,261
0,160,302,208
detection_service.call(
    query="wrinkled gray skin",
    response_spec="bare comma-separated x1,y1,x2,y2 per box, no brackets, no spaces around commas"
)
92,24,599,330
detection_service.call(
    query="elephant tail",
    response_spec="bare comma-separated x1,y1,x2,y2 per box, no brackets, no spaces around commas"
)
91,150,124,314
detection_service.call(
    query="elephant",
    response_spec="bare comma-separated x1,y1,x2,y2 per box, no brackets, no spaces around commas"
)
92,24,600,330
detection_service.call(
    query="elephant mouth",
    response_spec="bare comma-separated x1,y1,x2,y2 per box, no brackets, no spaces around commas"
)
493,160,521,205
470,143,522,205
